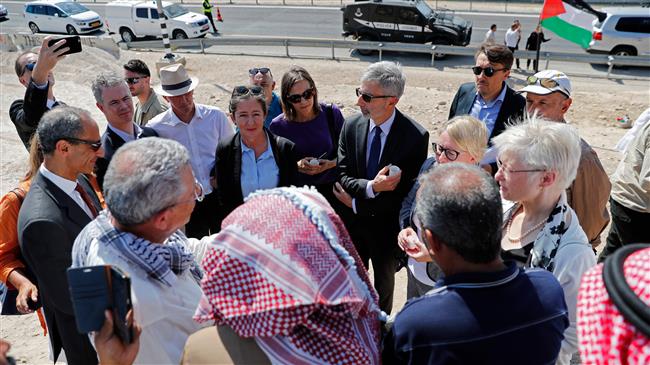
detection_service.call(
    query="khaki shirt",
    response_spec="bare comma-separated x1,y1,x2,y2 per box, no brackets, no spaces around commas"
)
611,122,650,214
134,88,168,126
566,139,611,249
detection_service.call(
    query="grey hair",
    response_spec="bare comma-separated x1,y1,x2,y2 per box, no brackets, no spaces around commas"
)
415,163,503,264
37,106,89,155
360,61,406,99
91,71,129,104
492,117,581,190
103,138,191,226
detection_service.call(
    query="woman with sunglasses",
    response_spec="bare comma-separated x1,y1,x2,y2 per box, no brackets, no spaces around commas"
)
214,86,298,229
269,65,344,207
493,119,595,365
396,116,488,299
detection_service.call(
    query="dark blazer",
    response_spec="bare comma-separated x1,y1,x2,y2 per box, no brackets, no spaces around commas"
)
9,81,64,150
215,129,298,228
18,172,101,364
338,109,429,229
448,82,525,143
95,125,159,190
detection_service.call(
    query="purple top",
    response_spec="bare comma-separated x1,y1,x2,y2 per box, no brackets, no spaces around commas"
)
270,103,344,186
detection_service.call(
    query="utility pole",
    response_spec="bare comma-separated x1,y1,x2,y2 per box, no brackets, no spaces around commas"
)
154,0,185,74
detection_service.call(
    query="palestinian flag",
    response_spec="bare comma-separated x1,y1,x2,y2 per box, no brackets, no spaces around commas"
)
540,0,607,48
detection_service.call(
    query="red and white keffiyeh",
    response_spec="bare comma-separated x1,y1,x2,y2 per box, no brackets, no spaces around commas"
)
578,247,650,365
194,187,382,365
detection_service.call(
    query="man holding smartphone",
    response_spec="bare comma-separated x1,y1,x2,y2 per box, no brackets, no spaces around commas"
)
10,37,68,150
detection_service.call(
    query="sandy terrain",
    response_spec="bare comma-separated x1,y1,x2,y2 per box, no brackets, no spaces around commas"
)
0,46,648,363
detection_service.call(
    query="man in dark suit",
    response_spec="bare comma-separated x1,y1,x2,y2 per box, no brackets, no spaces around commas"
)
10,37,67,150
92,71,157,189
333,61,429,313
449,44,525,172
18,106,104,364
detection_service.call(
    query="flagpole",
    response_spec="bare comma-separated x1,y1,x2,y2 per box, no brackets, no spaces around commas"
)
535,1,544,73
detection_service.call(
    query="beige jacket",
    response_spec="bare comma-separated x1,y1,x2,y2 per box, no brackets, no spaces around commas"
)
566,139,611,249
611,122,650,214
134,88,168,126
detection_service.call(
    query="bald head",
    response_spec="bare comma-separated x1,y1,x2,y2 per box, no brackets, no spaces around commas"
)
415,163,502,263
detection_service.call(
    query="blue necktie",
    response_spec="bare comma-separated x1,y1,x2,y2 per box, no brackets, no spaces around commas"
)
367,127,382,179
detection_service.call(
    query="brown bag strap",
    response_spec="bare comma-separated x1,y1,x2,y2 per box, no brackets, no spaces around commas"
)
9,188,26,203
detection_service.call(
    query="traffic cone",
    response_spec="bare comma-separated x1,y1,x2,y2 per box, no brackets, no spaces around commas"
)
216,7,223,22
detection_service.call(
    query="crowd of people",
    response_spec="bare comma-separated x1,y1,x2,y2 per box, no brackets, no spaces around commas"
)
0,36,648,365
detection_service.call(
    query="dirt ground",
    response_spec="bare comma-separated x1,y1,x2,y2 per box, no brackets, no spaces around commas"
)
0,46,648,363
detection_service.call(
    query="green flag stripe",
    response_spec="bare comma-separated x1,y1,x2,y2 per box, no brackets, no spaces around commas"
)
542,16,593,48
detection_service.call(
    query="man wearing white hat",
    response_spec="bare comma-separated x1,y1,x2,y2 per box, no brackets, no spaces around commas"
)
148,63,234,237
519,70,610,251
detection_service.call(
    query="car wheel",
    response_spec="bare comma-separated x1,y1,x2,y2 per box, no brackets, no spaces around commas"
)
120,28,136,43
28,22,40,34
66,25,78,35
356,36,375,56
172,30,188,40
611,46,637,57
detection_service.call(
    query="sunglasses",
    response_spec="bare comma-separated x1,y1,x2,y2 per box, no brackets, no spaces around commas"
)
232,85,264,97
20,62,36,77
248,67,271,76
355,88,394,103
432,142,460,161
287,88,314,104
526,76,570,96
125,76,146,85
471,66,508,77
62,137,102,151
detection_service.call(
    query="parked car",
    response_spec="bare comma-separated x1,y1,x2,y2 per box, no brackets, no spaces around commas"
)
0,4,9,21
587,7,650,56
105,0,209,42
341,0,472,57
24,0,102,34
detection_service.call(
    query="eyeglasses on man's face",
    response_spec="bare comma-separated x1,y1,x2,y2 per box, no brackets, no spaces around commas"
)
355,87,394,103
62,137,102,152
248,67,271,76
125,76,147,85
471,66,508,77
20,61,36,77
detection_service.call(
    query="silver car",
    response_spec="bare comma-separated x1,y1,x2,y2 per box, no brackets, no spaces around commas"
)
0,4,9,20
587,7,650,56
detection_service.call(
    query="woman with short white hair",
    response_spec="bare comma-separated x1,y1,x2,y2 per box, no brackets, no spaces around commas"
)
493,118,596,365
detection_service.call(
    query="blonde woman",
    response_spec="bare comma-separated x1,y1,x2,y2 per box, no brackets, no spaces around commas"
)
397,116,488,299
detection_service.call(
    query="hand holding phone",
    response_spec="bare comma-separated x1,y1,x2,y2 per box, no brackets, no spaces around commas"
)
67,265,133,344
47,35,82,56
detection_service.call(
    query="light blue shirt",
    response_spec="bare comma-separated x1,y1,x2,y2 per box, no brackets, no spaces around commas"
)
469,83,507,137
240,134,279,199
107,123,141,142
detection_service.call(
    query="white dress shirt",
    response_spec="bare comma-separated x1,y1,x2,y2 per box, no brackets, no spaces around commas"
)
148,104,235,195
352,110,396,213
107,123,141,143
39,164,95,218
80,232,212,364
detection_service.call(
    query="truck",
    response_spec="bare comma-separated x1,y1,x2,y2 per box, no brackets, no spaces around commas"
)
105,0,210,42
342,0,472,57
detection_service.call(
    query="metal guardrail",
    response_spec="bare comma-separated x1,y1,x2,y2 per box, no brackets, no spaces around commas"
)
124,36,650,78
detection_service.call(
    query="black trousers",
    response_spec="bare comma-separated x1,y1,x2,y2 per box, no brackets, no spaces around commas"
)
598,198,650,262
205,12,217,33
347,220,399,314
186,191,220,238
508,46,520,68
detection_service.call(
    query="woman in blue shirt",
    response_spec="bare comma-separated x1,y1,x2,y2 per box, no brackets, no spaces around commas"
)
214,86,298,230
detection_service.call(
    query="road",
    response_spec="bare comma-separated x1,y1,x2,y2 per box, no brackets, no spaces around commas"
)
0,2,583,52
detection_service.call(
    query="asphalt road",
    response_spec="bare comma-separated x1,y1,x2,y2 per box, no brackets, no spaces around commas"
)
0,2,582,52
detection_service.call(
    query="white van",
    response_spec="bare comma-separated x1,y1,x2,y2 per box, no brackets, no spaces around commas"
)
105,0,209,42
24,0,103,35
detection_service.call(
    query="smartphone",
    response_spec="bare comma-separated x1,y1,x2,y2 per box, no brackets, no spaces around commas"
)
67,265,133,343
47,35,82,56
